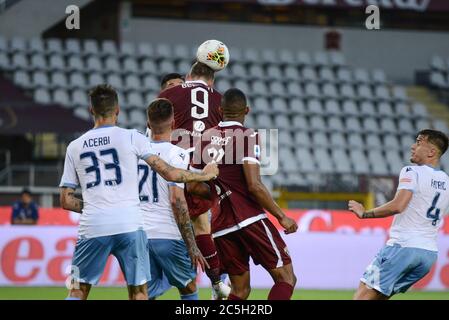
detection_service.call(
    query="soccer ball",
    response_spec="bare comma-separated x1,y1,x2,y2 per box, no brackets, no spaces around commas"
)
196,40,230,72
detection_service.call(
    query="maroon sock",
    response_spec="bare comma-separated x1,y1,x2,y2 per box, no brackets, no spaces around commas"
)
228,294,243,300
195,234,221,284
268,282,294,300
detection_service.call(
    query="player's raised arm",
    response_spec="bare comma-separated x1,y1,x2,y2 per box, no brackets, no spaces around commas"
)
144,154,218,183
243,161,298,234
349,189,413,219
60,187,83,213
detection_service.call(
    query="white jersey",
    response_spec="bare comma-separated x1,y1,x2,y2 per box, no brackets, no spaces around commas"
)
139,141,189,240
387,165,449,251
59,125,154,238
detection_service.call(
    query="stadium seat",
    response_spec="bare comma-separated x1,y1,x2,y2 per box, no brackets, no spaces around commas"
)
430,72,448,88
48,54,65,71
307,99,324,116
302,67,318,82
278,131,294,147
46,38,63,55
289,98,307,114
12,53,28,70
87,73,105,88
319,67,335,83
0,52,10,70
354,68,370,84
357,84,374,100
274,114,291,128
392,86,408,102
279,49,295,65
340,84,356,99
341,100,359,116
345,117,362,133
124,74,141,92
248,64,265,79
74,106,91,120
266,65,283,80
9,37,27,53
50,72,68,89
67,56,84,72
243,48,260,64
252,81,269,97
32,71,49,88
380,118,396,133
309,116,327,132
69,72,87,89
29,54,47,71
14,70,31,88
234,79,251,95
366,134,382,149
329,51,346,67
0,36,7,52
72,89,89,108
65,39,81,56
374,85,391,101
253,97,271,114
296,51,312,66
105,56,121,73
323,99,340,116
272,97,289,114
430,55,445,71
398,118,415,134
415,119,431,131
127,91,145,109
377,102,394,118
101,40,118,57
322,83,339,99
359,100,377,117
53,89,70,107
136,43,154,59
331,149,352,173
256,114,273,129
394,102,411,118
123,57,139,74
292,114,309,130
142,75,159,91
433,120,449,133
348,134,364,149
230,63,247,79
140,59,158,75
176,60,191,75
106,74,124,90
294,131,311,147
372,69,387,84
383,135,400,150
411,103,429,118
328,117,345,132
216,79,231,93
386,150,404,174
269,82,286,96
330,133,346,147
304,83,320,98
159,60,176,74
311,132,329,147
120,42,136,58
284,66,300,80
314,149,333,173
34,88,51,104
86,56,103,72
286,82,303,97
336,68,352,83
261,49,278,65
350,150,370,174
28,38,45,54
83,39,99,56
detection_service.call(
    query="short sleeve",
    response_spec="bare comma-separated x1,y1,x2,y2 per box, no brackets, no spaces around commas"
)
59,145,80,189
397,166,418,192
242,129,261,164
132,130,155,160
167,149,190,189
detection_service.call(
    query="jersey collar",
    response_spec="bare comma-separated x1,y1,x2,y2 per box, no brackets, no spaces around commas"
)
185,80,208,86
218,121,243,127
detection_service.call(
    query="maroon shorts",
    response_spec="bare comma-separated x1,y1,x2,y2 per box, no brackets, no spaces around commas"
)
214,218,292,275
185,191,213,218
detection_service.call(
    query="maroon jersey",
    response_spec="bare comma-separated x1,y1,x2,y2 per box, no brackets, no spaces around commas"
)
191,121,266,237
158,80,222,150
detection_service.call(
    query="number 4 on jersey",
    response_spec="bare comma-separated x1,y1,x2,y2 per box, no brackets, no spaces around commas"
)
427,192,441,226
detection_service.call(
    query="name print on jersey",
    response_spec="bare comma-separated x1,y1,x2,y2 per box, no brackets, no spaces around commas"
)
431,179,447,191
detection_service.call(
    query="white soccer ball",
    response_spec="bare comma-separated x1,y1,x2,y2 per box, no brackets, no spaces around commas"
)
196,40,230,71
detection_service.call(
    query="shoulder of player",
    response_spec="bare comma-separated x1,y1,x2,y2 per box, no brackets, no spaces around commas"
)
168,144,189,163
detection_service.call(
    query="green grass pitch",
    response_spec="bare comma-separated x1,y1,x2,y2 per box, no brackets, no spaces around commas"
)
0,287,447,300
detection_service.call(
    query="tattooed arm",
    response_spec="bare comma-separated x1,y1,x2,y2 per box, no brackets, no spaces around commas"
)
145,155,218,183
60,187,83,213
169,185,209,272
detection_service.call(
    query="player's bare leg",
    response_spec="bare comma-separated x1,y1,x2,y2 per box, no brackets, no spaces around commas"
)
267,263,297,300
228,271,251,300
67,282,91,300
177,279,199,300
353,282,389,300
192,212,231,299
127,284,148,300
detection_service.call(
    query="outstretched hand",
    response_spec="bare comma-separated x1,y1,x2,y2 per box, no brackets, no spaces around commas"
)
348,200,365,219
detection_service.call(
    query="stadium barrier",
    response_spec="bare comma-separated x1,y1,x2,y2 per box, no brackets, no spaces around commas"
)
0,208,448,290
